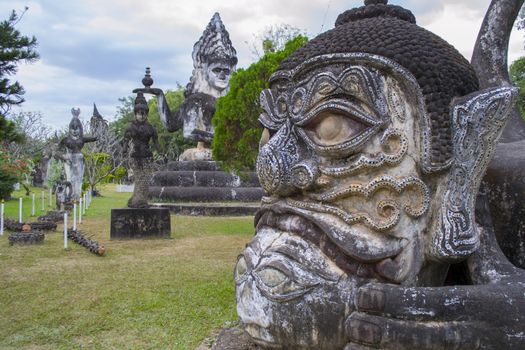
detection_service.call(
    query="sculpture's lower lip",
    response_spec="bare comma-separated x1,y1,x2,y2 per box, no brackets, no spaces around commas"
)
244,324,282,349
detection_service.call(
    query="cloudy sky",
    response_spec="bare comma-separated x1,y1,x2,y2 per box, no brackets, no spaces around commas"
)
2,0,525,129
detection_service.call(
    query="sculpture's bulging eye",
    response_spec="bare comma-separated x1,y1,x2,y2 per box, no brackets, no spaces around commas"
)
256,267,288,287
305,110,369,146
234,255,248,284
252,258,323,302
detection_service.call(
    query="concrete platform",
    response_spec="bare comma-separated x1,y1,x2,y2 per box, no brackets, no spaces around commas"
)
150,202,260,216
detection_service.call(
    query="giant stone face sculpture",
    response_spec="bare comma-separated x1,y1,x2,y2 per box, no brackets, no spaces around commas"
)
234,1,518,348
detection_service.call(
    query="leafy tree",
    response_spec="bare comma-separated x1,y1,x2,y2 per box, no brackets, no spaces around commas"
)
212,35,308,172
249,24,307,58
111,96,135,137
0,113,22,142
0,9,39,114
82,120,125,193
7,111,51,160
0,142,31,199
0,9,38,142
509,57,525,119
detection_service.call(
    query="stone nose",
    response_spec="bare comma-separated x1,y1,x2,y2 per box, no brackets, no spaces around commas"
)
256,124,301,196
236,279,271,328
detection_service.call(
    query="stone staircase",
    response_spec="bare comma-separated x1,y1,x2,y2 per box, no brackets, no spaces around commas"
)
149,161,263,216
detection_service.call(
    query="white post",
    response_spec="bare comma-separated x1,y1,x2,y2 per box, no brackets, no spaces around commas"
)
31,193,35,216
79,197,82,224
18,197,22,223
0,200,4,236
41,191,45,211
49,187,52,207
83,193,87,214
73,201,77,231
64,212,68,249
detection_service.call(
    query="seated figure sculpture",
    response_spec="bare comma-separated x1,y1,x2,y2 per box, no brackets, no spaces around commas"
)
140,13,237,161
234,1,525,349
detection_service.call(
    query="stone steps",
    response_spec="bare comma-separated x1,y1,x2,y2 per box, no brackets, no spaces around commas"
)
165,160,223,171
149,186,263,202
150,202,260,216
149,160,263,216
152,170,259,187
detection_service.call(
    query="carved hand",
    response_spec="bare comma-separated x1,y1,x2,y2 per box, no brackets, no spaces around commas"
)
344,278,525,350
132,87,164,96
345,207,525,350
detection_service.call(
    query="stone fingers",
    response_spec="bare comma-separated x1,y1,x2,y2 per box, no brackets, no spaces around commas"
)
346,312,481,350
355,282,485,321
344,343,378,350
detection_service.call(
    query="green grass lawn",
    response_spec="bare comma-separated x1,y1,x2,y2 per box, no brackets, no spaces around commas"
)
0,184,254,350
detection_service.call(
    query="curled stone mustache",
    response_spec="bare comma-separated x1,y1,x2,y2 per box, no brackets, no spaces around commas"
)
255,200,407,264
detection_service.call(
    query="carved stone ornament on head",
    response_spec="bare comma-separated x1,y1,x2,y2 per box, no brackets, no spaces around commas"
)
234,1,519,349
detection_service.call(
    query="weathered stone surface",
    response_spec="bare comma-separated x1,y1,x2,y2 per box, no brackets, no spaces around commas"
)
123,91,160,209
166,161,223,172
151,202,260,216
483,140,525,269
150,186,263,202
234,1,525,349
8,231,45,245
137,13,237,160
110,208,170,239
54,108,97,201
211,328,257,350
151,171,260,188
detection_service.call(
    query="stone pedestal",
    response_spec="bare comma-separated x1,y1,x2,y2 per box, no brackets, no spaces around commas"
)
149,160,263,216
110,208,171,239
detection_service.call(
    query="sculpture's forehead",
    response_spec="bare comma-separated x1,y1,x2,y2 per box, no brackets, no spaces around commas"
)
270,54,419,91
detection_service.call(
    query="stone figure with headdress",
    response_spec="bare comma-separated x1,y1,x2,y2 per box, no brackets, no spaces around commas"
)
135,12,237,160
233,1,525,349
54,108,97,201
122,92,160,208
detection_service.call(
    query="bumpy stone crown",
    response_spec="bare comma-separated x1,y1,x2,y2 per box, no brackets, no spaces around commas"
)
277,0,479,169
192,12,238,67
134,92,149,114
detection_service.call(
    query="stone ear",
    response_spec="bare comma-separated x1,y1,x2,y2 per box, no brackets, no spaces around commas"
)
429,86,518,262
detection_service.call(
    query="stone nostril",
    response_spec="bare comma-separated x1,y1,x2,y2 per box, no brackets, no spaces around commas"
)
291,161,319,190
256,142,298,196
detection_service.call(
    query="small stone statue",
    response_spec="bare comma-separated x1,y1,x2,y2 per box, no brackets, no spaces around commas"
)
53,174,72,211
234,1,525,349
135,13,237,160
122,92,160,208
54,108,97,201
